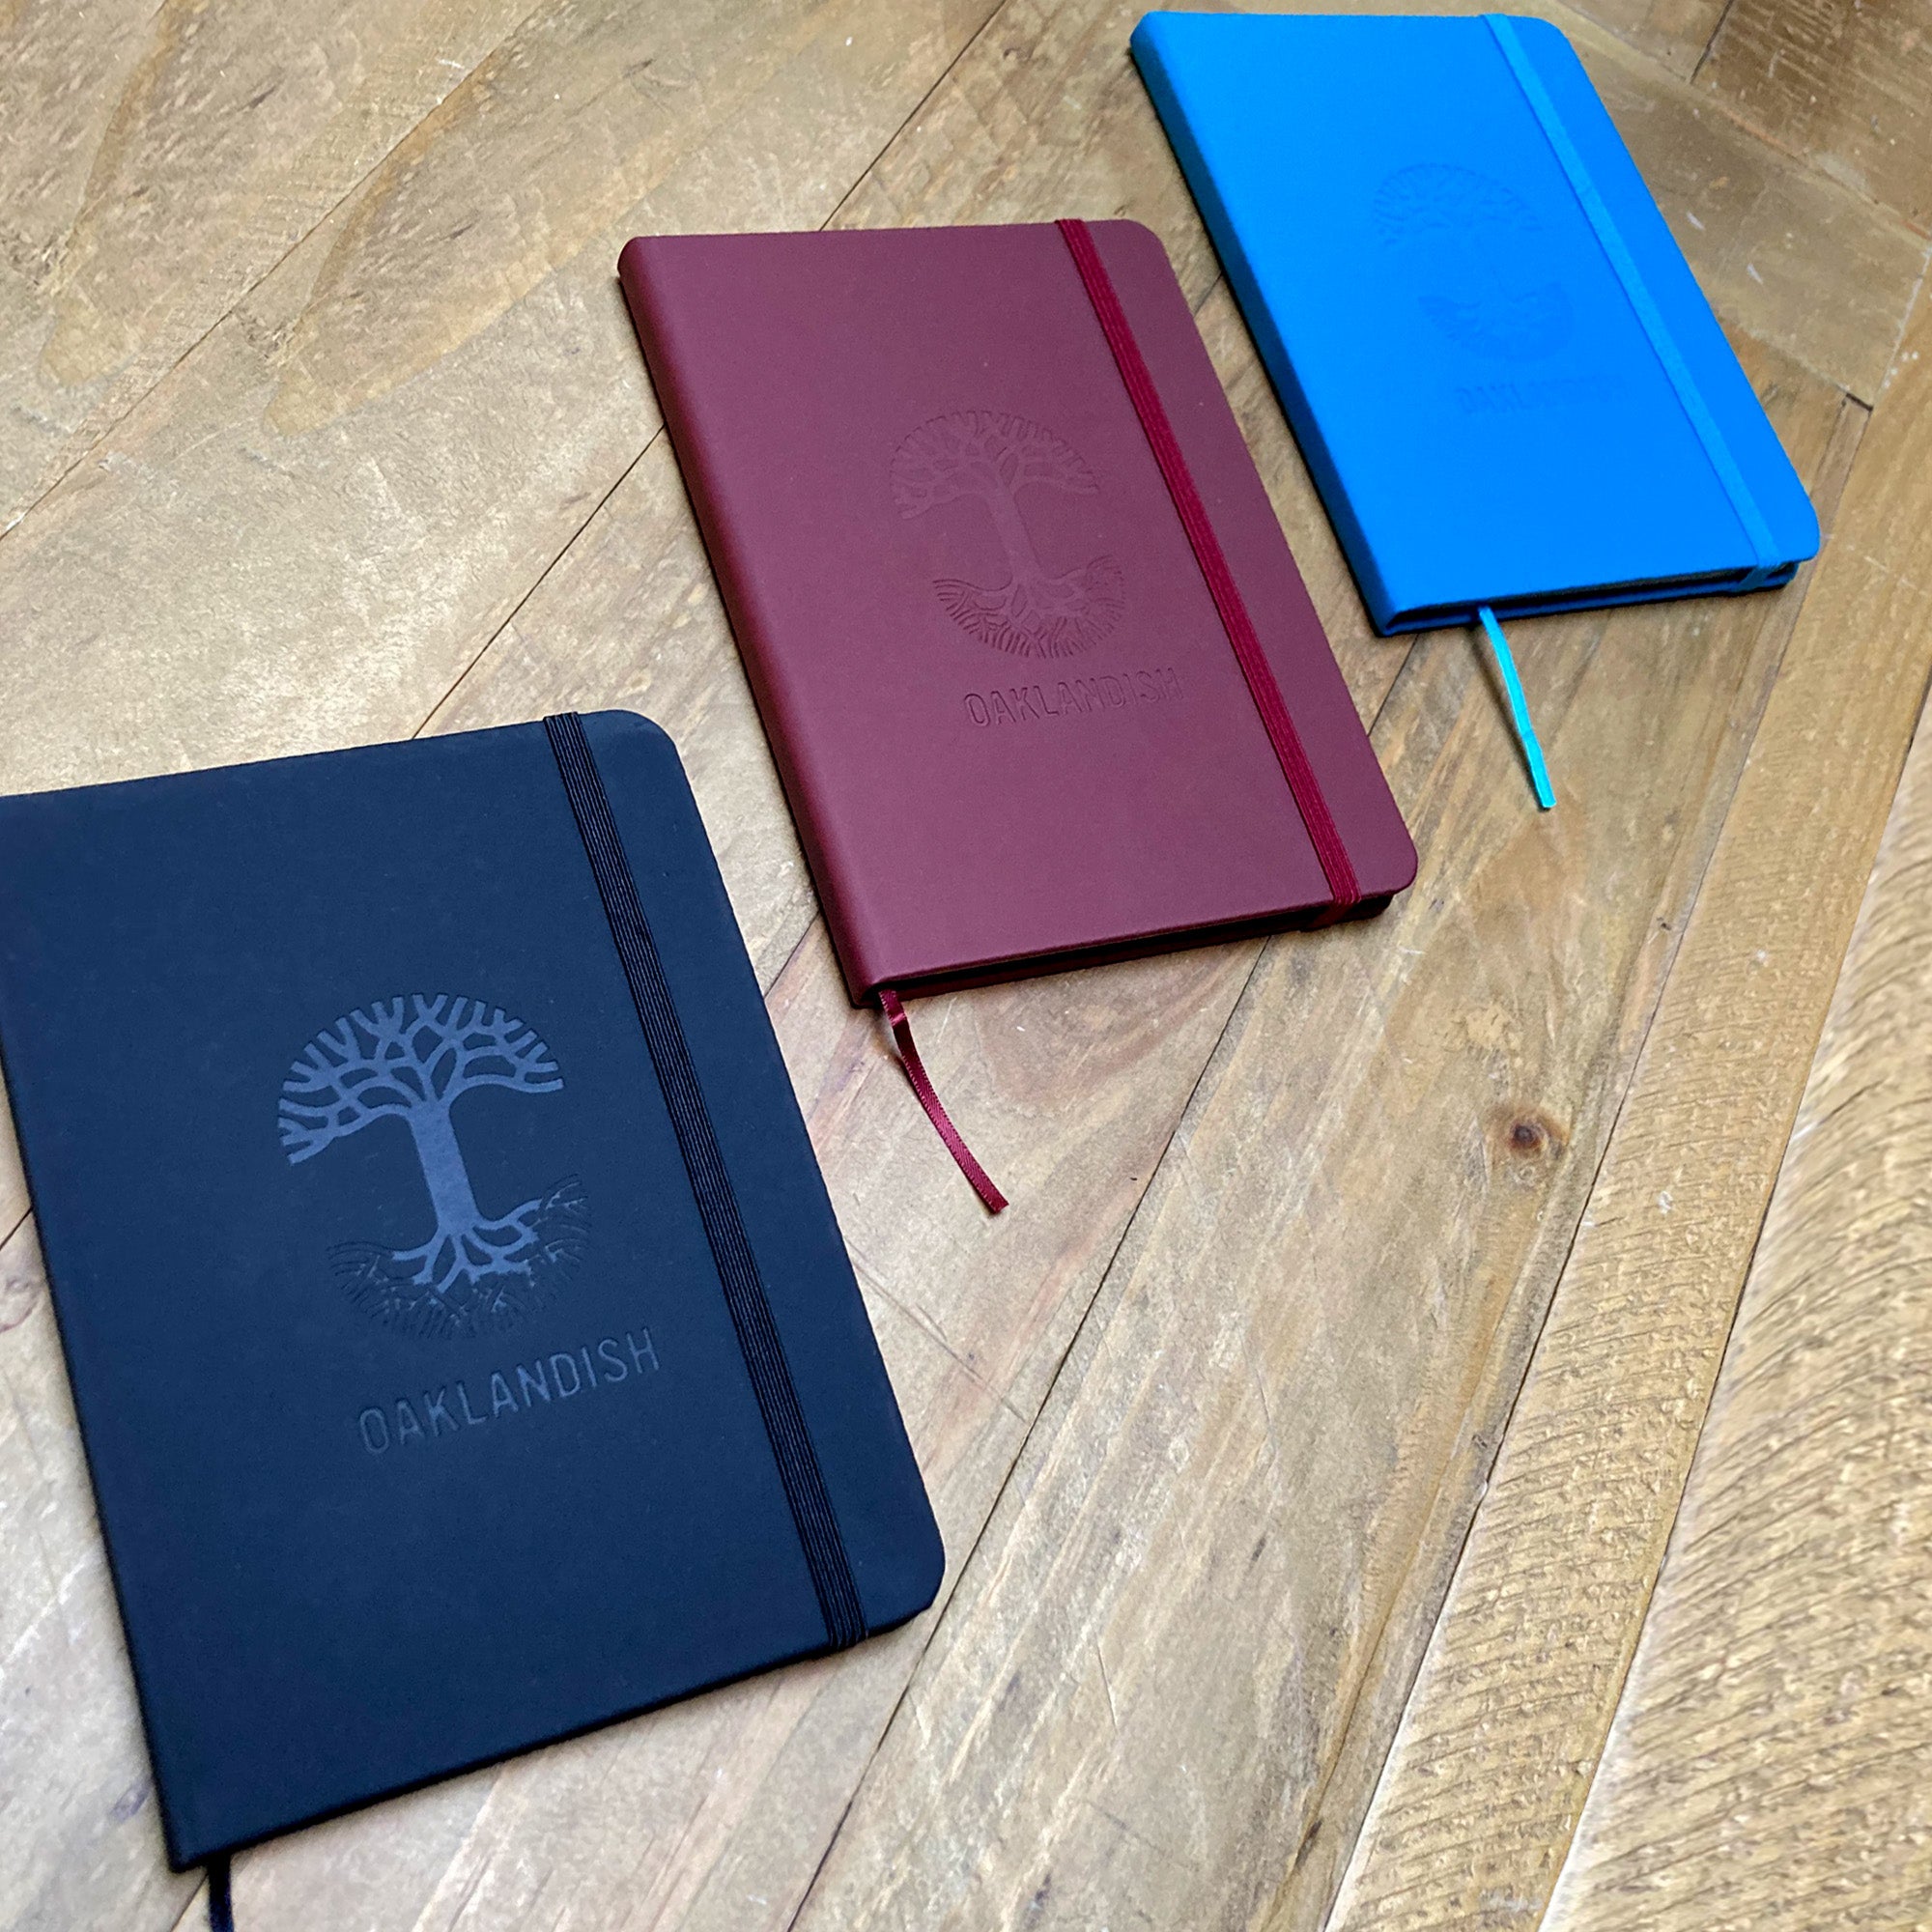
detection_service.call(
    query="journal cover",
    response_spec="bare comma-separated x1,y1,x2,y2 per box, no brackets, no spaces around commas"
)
617,221,1415,1007
0,713,941,1869
1132,12,1821,632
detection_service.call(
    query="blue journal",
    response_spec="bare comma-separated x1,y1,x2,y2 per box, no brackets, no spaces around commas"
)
0,713,941,1870
1131,11,1820,632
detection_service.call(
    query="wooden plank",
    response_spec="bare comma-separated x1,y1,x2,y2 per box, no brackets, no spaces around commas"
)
1324,285,1932,1930
0,1224,193,1929
1699,0,1932,237
1577,22,1929,405
0,0,540,527
1541,450,1932,1932
784,327,1847,1932
0,0,166,526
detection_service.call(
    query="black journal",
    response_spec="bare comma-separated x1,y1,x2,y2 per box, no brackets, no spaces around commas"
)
0,712,941,1868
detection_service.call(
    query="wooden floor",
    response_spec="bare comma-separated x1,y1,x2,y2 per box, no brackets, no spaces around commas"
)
2,2,1928,1927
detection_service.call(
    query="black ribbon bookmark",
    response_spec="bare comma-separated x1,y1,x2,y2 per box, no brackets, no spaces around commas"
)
207,1855,233,1931
544,713,866,1651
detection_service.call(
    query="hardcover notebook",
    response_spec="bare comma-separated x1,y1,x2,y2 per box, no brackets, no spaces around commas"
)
617,220,1416,1200
1130,12,1821,633
0,714,940,1877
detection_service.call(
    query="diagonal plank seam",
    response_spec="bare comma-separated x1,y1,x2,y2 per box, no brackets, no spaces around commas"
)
161,1879,205,1932
1685,0,1740,90
415,436,663,744
819,1,1015,231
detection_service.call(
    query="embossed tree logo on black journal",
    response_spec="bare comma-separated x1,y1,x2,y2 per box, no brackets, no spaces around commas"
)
280,995,587,1339
892,410,1125,659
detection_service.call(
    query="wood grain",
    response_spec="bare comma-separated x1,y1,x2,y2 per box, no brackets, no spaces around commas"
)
786,333,1845,1932
1577,28,1928,405
1699,0,1932,236
0,0,540,526
1541,491,1932,1932
1325,280,1932,1930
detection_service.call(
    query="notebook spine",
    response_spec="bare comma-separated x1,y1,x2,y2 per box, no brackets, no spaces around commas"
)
616,242,883,999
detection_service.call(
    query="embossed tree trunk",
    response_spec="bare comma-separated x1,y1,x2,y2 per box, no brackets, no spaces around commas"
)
981,476,1047,588
404,1100,483,1245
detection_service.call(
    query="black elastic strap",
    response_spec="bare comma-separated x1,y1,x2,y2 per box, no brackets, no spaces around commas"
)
544,713,866,1650
207,1856,234,1931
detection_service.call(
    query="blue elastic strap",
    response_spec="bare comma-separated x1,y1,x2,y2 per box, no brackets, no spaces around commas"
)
1486,14,1781,590
1478,607,1555,810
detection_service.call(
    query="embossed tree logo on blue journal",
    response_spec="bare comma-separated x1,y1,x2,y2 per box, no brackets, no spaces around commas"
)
1375,163,1574,362
279,995,588,1339
893,410,1125,658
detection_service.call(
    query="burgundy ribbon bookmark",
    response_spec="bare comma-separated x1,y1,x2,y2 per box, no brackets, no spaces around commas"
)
879,989,1008,1213
1057,217,1360,911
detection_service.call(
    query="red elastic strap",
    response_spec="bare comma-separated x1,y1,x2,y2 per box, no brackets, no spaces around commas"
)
1057,217,1360,909
878,989,1008,1214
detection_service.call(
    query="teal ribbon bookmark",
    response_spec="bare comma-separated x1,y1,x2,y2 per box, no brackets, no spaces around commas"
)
1476,606,1554,810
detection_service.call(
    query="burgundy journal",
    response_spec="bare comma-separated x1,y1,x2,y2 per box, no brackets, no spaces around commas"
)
618,221,1415,1202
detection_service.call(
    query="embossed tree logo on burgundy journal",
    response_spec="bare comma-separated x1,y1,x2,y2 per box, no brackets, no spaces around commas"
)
280,995,587,1339
892,410,1126,658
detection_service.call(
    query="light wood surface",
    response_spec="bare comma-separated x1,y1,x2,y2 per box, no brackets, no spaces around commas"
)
1700,0,1932,235
0,5,1926,1930
1543,440,1932,1932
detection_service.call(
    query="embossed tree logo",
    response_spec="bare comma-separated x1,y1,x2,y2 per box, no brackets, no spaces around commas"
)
1374,163,1572,361
280,995,587,1338
892,410,1125,658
